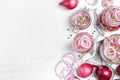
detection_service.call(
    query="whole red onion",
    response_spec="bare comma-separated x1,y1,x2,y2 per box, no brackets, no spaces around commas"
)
116,65,120,75
77,63,95,78
95,66,112,80
59,0,78,10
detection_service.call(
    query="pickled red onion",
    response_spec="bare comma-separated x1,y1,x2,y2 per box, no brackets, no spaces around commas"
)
80,34,91,40
99,34,120,64
71,10,91,30
116,53,120,56
105,9,120,27
77,38,92,49
77,38,91,49
117,38,120,45
110,37,120,47
103,38,116,59
100,7,120,31
104,7,120,27
73,32,94,53
104,46,116,59
114,10,120,22
76,33,93,49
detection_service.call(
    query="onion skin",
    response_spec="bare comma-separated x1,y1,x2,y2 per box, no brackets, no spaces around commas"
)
77,63,95,78
95,66,112,80
59,0,78,10
116,65,120,76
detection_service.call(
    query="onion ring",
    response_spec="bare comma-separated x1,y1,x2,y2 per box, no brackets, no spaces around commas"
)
62,53,77,65
55,52,78,80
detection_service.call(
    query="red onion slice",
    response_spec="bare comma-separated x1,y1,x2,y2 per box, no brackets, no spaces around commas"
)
55,52,78,80
110,37,120,47
55,61,72,77
61,66,74,78
104,46,116,59
55,61,76,80
116,38,120,47
114,10,120,22
77,38,92,49
105,8,120,27
62,53,77,65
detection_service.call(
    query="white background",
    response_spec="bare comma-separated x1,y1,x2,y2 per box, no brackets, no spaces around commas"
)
0,0,120,80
